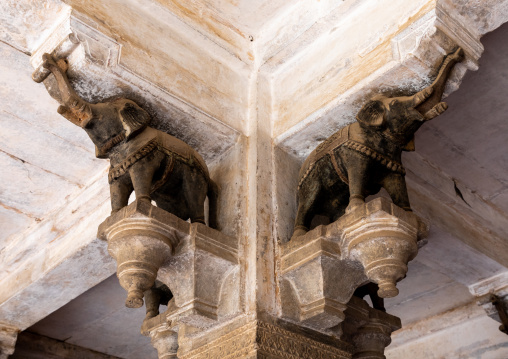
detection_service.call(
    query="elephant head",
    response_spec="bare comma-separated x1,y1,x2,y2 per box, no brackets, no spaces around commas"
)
356,88,448,152
40,53,150,158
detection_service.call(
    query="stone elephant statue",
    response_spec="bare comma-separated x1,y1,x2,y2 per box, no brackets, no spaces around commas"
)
37,54,218,228
292,48,463,239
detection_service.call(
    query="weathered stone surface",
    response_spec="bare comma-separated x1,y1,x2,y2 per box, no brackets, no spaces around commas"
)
386,301,508,359
11,331,123,359
0,177,114,331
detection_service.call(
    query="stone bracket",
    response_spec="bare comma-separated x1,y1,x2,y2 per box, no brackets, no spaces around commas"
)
98,200,241,335
279,198,427,332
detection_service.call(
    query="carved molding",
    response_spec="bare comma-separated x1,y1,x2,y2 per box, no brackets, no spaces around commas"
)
257,321,351,359
177,320,353,359
179,321,256,359
468,272,508,297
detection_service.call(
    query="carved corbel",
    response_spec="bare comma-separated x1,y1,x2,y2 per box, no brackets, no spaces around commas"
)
156,221,240,326
280,198,427,333
98,200,182,308
99,200,240,322
339,199,427,298
280,232,368,332
99,199,240,359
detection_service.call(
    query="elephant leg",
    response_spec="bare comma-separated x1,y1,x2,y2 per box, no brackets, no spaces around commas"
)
110,176,133,214
182,166,207,225
345,155,369,213
293,179,322,238
382,172,411,211
129,151,164,204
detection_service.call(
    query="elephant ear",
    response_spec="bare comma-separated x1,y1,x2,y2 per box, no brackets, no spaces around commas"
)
356,97,386,128
119,101,151,139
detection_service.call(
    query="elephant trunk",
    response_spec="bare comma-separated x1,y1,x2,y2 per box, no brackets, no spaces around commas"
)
41,53,93,128
416,47,464,116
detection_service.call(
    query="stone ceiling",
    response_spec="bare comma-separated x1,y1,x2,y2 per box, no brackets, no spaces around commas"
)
1,0,508,358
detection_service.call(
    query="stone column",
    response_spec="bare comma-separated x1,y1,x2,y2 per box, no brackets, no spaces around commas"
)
0,324,18,359
343,297,401,359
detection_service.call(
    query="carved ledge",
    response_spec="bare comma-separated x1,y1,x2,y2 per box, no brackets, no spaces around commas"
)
177,317,352,359
157,313,400,359
280,198,427,332
469,272,508,334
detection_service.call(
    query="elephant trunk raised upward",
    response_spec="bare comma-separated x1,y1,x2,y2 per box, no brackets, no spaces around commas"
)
293,47,464,239
38,53,218,229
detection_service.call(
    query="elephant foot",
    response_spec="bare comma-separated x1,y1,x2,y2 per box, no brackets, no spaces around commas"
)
145,310,159,320
291,226,308,240
136,195,152,206
346,196,365,213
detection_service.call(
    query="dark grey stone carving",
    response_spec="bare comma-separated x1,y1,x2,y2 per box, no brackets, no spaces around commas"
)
35,54,218,228
292,48,464,239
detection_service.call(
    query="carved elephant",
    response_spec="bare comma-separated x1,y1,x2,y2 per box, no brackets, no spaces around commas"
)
292,48,463,239
37,53,218,228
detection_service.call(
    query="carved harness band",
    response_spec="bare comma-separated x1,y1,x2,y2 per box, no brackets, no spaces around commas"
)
298,125,406,190
107,137,209,194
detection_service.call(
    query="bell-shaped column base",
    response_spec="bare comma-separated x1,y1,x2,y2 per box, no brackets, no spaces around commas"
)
340,198,427,299
98,200,182,309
